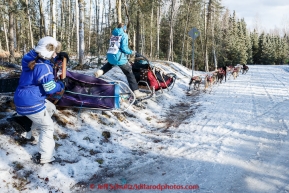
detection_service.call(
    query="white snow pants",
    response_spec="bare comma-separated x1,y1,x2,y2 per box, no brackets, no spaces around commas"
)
23,99,56,163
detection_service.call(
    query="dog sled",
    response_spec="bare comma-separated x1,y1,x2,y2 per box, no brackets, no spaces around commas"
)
48,58,136,112
131,54,177,99
0,59,136,112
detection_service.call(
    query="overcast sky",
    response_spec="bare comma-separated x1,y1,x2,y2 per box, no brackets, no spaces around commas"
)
221,0,289,32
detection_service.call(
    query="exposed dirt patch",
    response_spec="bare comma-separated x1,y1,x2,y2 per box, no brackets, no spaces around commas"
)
163,91,200,130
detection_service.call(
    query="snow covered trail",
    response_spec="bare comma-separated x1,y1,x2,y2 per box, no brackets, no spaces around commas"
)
86,66,289,193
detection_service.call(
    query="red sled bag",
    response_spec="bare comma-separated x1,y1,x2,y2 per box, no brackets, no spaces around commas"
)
147,69,173,91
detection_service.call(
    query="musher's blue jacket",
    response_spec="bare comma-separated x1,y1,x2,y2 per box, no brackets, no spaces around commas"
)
107,27,133,65
14,50,63,115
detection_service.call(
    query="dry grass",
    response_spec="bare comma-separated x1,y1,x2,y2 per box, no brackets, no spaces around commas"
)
0,49,22,58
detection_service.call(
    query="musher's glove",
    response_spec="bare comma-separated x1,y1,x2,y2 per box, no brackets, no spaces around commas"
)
57,52,70,62
49,88,65,104
57,80,65,89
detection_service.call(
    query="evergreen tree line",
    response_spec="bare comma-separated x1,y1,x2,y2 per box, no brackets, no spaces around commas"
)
0,0,288,70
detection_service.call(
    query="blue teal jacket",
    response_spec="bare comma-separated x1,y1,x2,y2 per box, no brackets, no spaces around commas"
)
14,50,63,115
107,28,133,65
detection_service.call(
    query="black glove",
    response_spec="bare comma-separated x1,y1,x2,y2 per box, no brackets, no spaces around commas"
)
57,52,70,62
57,80,65,89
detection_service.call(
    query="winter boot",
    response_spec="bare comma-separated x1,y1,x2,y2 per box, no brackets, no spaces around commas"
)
94,70,104,78
134,90,147,99
32,152,41,164
32,152,62,165
17,136,35,143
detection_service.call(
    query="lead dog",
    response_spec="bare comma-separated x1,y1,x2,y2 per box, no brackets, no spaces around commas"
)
189,76,202,90
242,64,249,74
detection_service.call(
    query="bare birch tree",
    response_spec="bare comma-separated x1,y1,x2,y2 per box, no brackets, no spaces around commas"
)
181,0,192,65
167,0,175,61
88,0,92,53
3,15,9,52
25,0,34,48
116,0,122,24
156,0,161,59
39,0,47,37
149,1,154,58
108,0,111,26
50,0,56,38
204,0,209,71
78,0,85,65
9,0,15,62
67,0,71,51
76,0,79,57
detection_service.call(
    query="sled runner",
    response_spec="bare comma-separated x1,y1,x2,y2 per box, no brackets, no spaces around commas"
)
131,54,176,99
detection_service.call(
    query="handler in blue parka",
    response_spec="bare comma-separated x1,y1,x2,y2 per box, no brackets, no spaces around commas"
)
14,36,65,164
94,23,147,99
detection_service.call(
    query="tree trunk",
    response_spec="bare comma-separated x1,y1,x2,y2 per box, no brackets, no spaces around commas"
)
25,0,34,48
132,29,136,51
136,10,140,53
211,6,217,69
186,34,189,68
78,0,85,65
204,0,209,71
9,0,15,62
101,0,105,53
108,0,111,26
149,1,154,59
88,0,92,54
71,11,75,51
51,0,56,38
14,17,18,51
141,20,145,54
116,0,122,24
156,2,160,59
39,0,46,37
123,0,130,33
60,0,65,40
3,16,9,52
96,0,100,60
76,0,79,57
181,0,191,65
167,0,175,61
67,0,71,51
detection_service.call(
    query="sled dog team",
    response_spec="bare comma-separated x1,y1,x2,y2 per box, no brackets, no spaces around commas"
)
189,64,249,92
